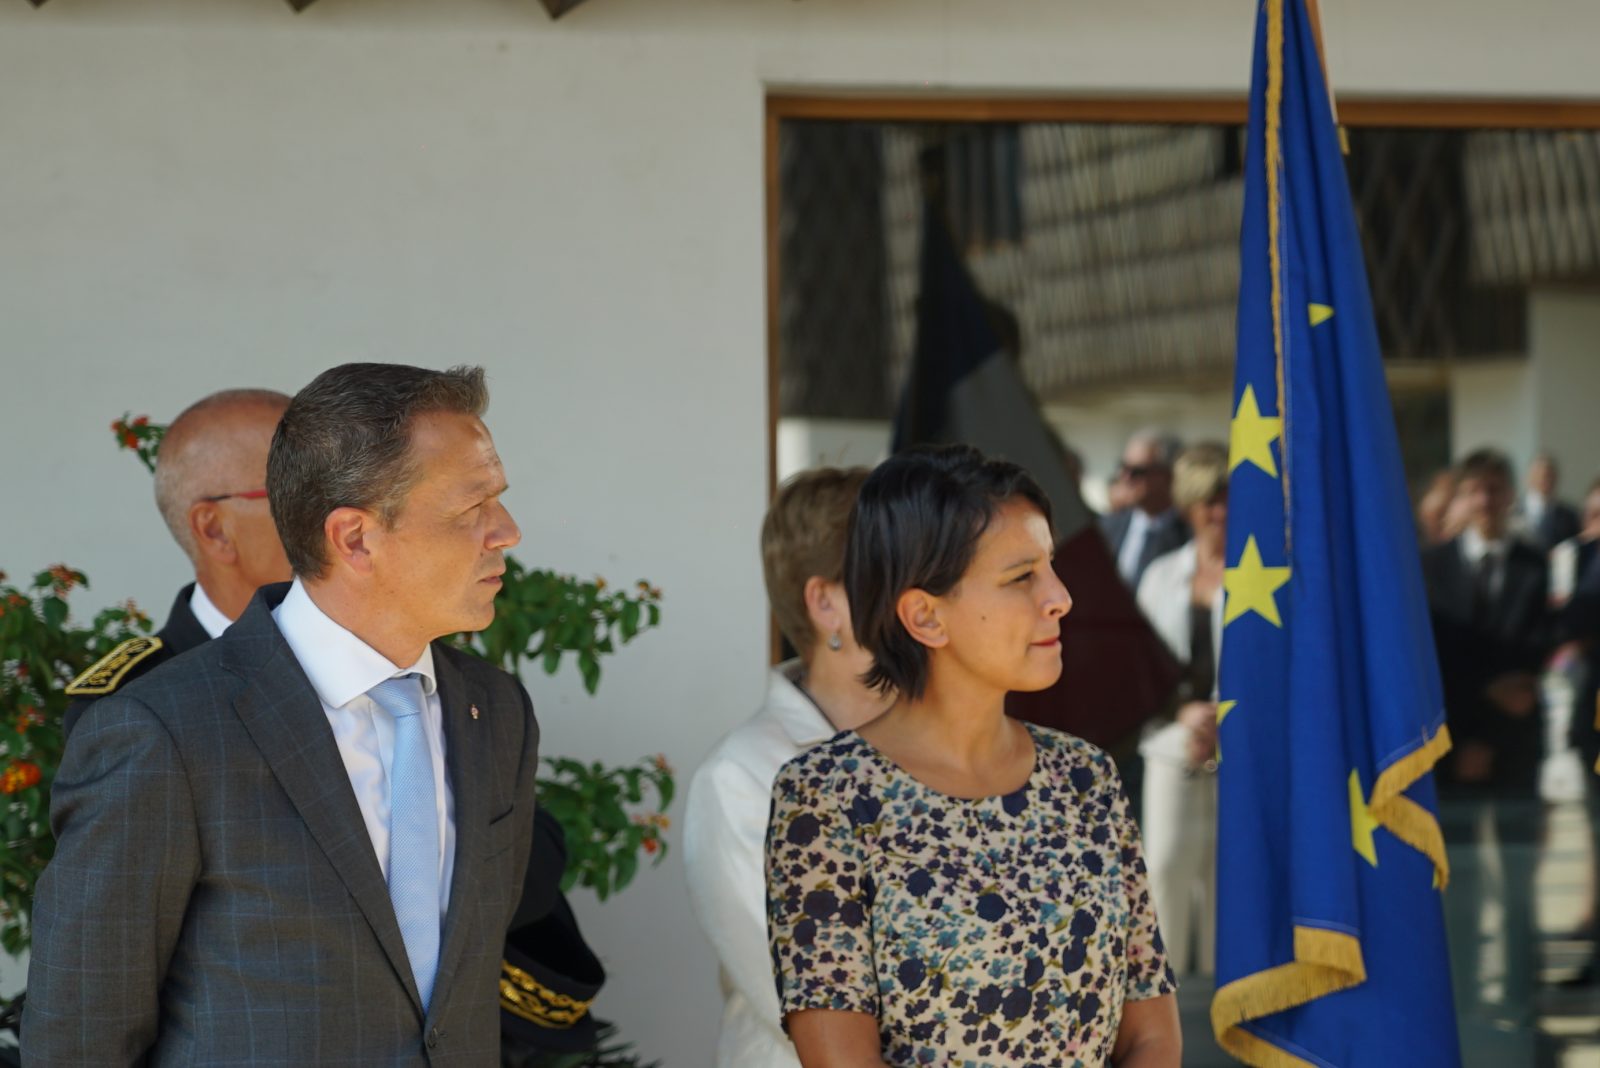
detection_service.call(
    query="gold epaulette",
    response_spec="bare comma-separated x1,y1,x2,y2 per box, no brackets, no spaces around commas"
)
499,960,593,1029
64,637,165,697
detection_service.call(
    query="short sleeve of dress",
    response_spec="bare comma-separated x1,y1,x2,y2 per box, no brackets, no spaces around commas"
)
1108,757,1179,1000
765,755,880,1025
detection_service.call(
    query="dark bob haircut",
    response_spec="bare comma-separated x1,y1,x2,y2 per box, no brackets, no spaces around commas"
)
845,444,1053,700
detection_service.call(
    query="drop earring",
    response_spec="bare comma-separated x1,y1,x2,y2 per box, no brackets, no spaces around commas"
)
827,632,843,651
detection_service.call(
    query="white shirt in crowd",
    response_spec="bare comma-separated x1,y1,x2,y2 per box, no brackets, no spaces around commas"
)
272,578,456,915
1459,524,1509,603
1117,508,1155,583
189,581,233,640
684,660,834,1068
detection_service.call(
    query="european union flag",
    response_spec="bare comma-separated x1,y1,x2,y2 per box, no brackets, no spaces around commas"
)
1211,1,1461,1064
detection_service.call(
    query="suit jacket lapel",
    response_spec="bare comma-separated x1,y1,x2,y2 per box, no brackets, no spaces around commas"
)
429,647,493,1020
221,596,425,1017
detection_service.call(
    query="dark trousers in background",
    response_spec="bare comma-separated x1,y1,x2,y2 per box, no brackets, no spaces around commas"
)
1440,795,1543,1028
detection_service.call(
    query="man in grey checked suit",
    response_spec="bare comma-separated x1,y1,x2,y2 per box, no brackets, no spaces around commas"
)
25,363,539,1065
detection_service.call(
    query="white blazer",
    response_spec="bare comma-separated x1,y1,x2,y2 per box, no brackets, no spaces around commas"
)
1135,542,1224,766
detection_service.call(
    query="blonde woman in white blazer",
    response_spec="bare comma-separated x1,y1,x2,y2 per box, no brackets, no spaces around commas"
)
1134,442,1229,976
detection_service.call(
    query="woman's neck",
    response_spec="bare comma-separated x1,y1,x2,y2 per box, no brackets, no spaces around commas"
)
802,655,894,733
874,666,1014,769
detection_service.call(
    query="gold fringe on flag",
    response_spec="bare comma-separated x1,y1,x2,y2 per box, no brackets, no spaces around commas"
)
1212,927,1367,1067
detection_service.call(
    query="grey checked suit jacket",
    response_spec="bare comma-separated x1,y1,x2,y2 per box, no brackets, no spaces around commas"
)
23,584,540,1066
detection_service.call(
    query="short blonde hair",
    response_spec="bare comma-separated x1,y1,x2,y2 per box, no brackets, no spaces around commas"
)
1173,442,1229,511
761,467,869,657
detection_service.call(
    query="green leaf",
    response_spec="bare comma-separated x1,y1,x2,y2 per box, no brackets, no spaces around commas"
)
614,846,639,891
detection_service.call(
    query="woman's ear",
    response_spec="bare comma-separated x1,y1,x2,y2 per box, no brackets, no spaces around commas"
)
187,502,238,566
323,507,376,577
895,588,947,650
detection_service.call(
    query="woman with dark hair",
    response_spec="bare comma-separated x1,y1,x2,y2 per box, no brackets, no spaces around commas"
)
766,445,1180,1067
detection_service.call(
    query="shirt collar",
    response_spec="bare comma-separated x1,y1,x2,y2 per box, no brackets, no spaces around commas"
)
189,582,234,640
1460,525,1506,566
767,659,836,747
272,578,438,709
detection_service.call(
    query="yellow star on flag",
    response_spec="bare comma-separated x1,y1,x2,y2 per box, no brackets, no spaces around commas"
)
1213,699,1237,766
1223,536,1291,628
1309,302,1334,326
1229,384,1282,478
1348,769,1379,867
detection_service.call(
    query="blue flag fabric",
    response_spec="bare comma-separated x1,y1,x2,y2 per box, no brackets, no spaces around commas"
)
1210,2,1461,1064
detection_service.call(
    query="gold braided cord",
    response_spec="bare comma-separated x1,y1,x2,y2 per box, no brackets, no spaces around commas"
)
499,960,594,1028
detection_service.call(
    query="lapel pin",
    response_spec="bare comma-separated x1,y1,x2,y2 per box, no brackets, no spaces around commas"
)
470,704,481,720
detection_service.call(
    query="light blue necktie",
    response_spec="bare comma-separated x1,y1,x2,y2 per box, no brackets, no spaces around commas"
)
368,674,441,1010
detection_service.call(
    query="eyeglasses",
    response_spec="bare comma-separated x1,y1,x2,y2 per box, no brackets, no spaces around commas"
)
196,489,269,503
1118,464,1157,480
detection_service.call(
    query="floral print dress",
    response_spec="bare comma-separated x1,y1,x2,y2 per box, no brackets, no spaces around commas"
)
766,724,1176,1067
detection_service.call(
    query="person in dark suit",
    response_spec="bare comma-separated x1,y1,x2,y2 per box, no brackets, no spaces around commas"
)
1422,447,1552,1030
26,363,539,1065
1099,429,1189,591
63,389,292,735
1516,451,1582,552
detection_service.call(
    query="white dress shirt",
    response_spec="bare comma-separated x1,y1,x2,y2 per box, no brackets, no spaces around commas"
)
272,579,456,915
684,661,835,1068
189,582,233,640
1460,526,1508,603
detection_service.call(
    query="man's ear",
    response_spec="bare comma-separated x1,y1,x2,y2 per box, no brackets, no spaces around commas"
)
323,507,377,577
895,588,948,650
187,502,239,566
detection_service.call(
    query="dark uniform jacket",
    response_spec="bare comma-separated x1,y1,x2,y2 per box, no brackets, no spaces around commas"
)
63,583,211,738
1422,536,1552,794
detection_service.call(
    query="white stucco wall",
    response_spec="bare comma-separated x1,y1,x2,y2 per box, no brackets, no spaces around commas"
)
4,0,1600,1060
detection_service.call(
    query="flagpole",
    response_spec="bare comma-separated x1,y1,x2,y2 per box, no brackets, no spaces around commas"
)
1301,0,1350,152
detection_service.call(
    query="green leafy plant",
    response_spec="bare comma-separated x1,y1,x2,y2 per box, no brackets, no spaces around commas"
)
537,755,674,900
452,559,662,696
0,568,153,953
110,414,164,473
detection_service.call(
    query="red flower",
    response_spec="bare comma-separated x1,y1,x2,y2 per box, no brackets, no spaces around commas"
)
1,761,41,794
132,415,149,427
642,837,658,855
122,433,139,448
652,753,672,774
15,707,43,734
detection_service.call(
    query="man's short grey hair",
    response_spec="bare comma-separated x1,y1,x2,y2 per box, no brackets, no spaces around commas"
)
153,389,292,562
1125,427,1183,469
267,363,489,579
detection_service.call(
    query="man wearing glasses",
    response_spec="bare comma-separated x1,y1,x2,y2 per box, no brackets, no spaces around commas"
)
64,388,292,734
1101,429,1188,590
